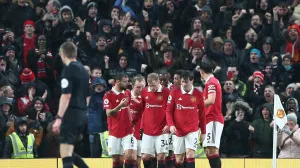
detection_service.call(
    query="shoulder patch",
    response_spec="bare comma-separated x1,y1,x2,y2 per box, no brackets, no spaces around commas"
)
61,78,69,89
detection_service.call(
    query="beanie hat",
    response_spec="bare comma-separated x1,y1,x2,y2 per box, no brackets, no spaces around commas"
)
251,48,261,58
253,71,264,82
286,83,296,90
287,113,297,124
201,6,212,16
87,2,97,10
288,24,300,35
20,68,35,83
191,42,204,50
23,20,36,30
213,37,224,44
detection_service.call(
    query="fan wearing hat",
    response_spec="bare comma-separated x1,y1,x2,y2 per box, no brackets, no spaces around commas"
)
261,36,274,64
246,71,265,105
4,45,19,71
0,98,16,130
85,2,100,34
286,24,300,64
20,20,37,68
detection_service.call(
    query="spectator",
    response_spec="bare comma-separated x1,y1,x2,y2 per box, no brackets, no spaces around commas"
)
3,117,38,158
0,55,19,88
286,97,300,125
278,113,300,158
250,103,273,158
88,77,107,158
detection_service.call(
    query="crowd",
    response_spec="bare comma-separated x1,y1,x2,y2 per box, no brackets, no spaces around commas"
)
1,0,300,161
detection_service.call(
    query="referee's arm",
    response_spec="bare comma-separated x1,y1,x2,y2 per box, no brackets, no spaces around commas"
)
57,93,71,118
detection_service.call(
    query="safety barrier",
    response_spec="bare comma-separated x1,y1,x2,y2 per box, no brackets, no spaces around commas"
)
0,158,300,168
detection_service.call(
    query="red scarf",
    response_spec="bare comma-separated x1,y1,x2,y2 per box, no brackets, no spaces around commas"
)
22,34,36,67
286,38,300,64
164,59,172,66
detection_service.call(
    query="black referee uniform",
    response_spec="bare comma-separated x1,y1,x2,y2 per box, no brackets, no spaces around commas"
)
59,61,90,145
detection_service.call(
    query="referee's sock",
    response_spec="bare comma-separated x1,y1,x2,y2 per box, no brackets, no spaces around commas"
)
151,157,157,168
186,158,195,168
158,159,166,168
62,157,73,168
72,153,89,168
143,159,152,168
208,154,221,168
125,160,136,168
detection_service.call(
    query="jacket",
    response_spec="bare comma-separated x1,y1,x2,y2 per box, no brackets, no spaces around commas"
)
88,77,108,134
278,124,300,158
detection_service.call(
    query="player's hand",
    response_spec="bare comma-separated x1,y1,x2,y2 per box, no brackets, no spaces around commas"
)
170,126,177,134
52,118,62,135
162,125,169,133
119,98,128,107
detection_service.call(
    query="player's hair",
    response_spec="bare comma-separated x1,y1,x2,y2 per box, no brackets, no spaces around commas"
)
199,59,215,74
147,73,159,83
60,42,77,59
132,75,145,85
180,70,194,81
114,73,128,81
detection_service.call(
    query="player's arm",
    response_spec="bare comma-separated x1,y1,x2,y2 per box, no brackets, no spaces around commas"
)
105,98,128,117
57,94,71,118
86,96,91,106
198,92,206,134
204,84,216,107
166,91,176,127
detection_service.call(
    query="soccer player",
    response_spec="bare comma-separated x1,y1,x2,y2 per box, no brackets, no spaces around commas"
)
200,60,224,168
103,73,137,168
52,42,90,168
166,70,206,168
138,73,170,168
130,75,146,168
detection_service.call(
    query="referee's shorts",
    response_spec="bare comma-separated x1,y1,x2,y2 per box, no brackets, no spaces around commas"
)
59,109,87,145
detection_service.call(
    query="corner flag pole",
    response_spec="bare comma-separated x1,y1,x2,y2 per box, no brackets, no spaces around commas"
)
272,99,277,168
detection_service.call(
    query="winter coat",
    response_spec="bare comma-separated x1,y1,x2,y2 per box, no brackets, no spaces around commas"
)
88,77,108,134
278,125,300,158
250,103,274,158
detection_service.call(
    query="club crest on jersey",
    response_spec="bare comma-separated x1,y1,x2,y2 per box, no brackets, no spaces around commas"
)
157,95,163,101
104,99,109,104
190,96,196,103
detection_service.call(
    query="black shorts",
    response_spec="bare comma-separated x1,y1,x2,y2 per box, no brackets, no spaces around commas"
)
59,109,87,145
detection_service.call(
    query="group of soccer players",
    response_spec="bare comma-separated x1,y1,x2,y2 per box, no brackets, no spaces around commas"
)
103,59,223,168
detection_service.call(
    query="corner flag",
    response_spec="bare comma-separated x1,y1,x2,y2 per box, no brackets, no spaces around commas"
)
274,94,287,129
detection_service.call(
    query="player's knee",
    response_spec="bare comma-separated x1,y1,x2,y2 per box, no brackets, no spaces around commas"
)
112,155,121,162
206,147,218,156
141,153,152,161
156,153,165,160
124,150,136,160
186,149,196,158
175,154,185,164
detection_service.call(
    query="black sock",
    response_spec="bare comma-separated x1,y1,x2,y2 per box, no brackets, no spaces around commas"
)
72,153,89,168
208,154,221,168
143,159,152,168
186,158,195,168
165,156,173,168
175,161,183,168
151,158,157,168
125,160,136,168
62,157,73,168
158,160,165,168
183,156,187,168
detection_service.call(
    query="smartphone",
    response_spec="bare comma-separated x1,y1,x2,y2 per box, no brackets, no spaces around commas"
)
227,71,233,80
162,28,168,35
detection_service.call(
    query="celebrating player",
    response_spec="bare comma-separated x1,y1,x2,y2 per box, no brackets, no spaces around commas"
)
137,73,170,168
166,70,206,168
200,60,224,168
52,42,90,168
103,73,137,168
130,75,146,168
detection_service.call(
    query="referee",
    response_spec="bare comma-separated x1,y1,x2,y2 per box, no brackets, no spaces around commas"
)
52,42,90,168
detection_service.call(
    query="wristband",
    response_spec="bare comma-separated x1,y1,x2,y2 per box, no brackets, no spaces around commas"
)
56,115,63,120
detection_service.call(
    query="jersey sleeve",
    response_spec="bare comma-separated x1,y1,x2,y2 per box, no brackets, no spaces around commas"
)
103,93,111,110
207,82,216,94
166,90,176,127
197,91,206,134
61,66,73,94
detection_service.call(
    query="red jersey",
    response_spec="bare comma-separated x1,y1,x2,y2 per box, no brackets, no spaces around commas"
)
166,86,206,137
103,88,132,138
139,85,170,136
130,91,142,140
203,75,224,124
